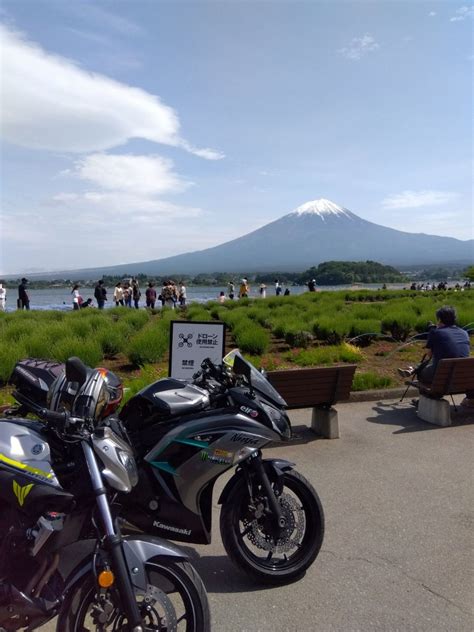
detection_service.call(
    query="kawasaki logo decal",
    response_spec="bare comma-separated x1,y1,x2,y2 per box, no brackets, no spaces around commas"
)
13,480,34,507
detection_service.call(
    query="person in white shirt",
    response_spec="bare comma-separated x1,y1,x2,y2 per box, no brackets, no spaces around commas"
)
0,284,6,311
114,282,124,306
71,284,82,310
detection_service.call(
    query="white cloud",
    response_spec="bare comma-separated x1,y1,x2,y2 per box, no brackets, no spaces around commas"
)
382,190,459,209
72,153,190,195
428,11,437,17
0,24,224,158
450,6,474,21
338,34,379,61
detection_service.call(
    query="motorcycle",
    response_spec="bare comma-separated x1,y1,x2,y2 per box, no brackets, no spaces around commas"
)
4,351,325,585
0,359,210,631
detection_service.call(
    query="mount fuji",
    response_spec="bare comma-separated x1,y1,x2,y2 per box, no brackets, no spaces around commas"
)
88,198,470,275
28,199,474,278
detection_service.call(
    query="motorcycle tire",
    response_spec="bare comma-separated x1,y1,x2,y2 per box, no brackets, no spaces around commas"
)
57,560,210,632
220,469,324,585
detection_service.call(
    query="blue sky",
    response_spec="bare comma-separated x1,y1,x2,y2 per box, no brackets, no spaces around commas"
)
0,0,472,274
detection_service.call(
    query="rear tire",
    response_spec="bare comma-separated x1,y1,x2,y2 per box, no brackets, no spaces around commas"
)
220,469,324,585
57,560,210,631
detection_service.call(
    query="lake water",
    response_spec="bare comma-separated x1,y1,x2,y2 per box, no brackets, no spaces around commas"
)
1,283,412,312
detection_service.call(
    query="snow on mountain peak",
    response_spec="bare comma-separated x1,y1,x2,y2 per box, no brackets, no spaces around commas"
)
291,198,353,219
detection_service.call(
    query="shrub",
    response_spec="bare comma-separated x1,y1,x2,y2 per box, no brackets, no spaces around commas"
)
0,340,28,383
52,337,103,367
232,318,270,355
352,371,393,391
287,343,364,366
127,319,170,366
121,364,167,405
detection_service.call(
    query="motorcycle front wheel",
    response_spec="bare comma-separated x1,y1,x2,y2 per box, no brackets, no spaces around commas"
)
220,469,324,585
57,560,210,632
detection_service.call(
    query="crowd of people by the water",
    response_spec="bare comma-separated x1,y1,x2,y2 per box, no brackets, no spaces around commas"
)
409,281,471,291
0,276,470,312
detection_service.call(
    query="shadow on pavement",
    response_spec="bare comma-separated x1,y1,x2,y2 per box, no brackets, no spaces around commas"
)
185,551,301,593
268,423,321,448
366,401,440,434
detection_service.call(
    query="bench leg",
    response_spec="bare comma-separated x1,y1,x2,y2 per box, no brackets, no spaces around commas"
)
416,394,451,427
311,406,339,439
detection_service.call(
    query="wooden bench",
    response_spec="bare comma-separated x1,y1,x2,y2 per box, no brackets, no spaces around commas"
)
267,365,357,439
412,357,474,426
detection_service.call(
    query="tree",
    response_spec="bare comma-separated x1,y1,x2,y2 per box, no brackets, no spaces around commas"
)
464,266,474,281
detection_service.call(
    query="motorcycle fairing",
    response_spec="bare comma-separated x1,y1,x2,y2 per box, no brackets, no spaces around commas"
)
121,410,280,544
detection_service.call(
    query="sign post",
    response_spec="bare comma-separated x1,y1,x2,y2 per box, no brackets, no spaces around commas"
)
169,320,226,380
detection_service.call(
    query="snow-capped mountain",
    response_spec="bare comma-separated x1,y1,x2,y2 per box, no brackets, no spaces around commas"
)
26,199,473,278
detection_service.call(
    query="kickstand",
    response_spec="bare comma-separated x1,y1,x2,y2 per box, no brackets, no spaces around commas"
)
450,394,457,412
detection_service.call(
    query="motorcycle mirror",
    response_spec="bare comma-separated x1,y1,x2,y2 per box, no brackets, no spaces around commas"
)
65,356,89,386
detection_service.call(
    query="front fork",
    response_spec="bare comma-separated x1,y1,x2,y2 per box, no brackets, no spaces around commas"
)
82,442,144,632
245,454,287,535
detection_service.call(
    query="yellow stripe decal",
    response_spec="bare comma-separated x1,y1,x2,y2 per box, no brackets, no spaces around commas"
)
0,452,53,479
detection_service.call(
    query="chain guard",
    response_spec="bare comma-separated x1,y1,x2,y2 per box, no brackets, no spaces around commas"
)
244,493,304,553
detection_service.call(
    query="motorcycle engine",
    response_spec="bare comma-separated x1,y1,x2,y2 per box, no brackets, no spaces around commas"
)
0,503,36,589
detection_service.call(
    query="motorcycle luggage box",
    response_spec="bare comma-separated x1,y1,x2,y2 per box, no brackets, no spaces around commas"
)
10,359,65,408
120,378,210,427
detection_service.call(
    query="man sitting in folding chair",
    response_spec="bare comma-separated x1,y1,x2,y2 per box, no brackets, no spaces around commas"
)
398,306,470,400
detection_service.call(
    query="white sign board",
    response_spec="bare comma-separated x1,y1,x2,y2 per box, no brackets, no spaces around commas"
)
169,320,226,380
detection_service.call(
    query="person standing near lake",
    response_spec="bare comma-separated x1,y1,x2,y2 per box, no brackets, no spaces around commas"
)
0,283,6,311
94,280,107,309
228,281,235,300
113,282,124,306
239,278,249,298
275,279,282,296
178,281,187,307
145,282,157,308
71,284,82,310
259,283,267,298
18,278,30,310
132,278,141,309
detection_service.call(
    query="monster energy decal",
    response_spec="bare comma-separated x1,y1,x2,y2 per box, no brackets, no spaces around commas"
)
200,448,233,465
13,480,34,507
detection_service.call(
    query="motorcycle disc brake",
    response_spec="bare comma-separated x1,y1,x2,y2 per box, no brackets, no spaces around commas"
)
245,493,304,553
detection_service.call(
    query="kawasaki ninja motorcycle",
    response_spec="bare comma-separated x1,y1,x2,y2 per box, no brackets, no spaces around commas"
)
5,351,325,585
0,359,210,631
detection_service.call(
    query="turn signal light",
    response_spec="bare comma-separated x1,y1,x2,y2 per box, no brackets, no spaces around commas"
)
98,569,115,588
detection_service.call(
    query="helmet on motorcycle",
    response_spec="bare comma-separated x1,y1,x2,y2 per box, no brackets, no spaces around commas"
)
96,367,123,417
48,371,79,412
72,368,122,421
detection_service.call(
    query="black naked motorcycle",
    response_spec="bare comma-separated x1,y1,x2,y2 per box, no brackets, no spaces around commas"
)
5,351,325,585
0,360,210,631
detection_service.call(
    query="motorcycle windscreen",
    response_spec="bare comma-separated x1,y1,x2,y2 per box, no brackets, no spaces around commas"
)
223,349,287,407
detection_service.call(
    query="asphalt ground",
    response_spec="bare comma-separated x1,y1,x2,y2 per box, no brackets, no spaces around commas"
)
38,397,473,631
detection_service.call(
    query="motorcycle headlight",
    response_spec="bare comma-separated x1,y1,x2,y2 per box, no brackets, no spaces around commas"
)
260,402,291,440
116,448,139,488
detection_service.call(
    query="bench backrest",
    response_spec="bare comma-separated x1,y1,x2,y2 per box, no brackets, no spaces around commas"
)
428,357,474,396
267,365,357,409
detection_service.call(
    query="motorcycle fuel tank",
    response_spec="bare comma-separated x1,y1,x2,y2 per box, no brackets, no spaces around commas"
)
120,378,210,428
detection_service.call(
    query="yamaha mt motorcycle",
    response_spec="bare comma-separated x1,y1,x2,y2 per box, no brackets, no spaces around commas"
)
0,361,210,631
4,351,325,585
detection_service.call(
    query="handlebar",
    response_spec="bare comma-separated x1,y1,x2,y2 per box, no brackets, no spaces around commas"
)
39,408,69,424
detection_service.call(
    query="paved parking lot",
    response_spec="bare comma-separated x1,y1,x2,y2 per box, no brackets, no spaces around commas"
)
39,398,473,631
